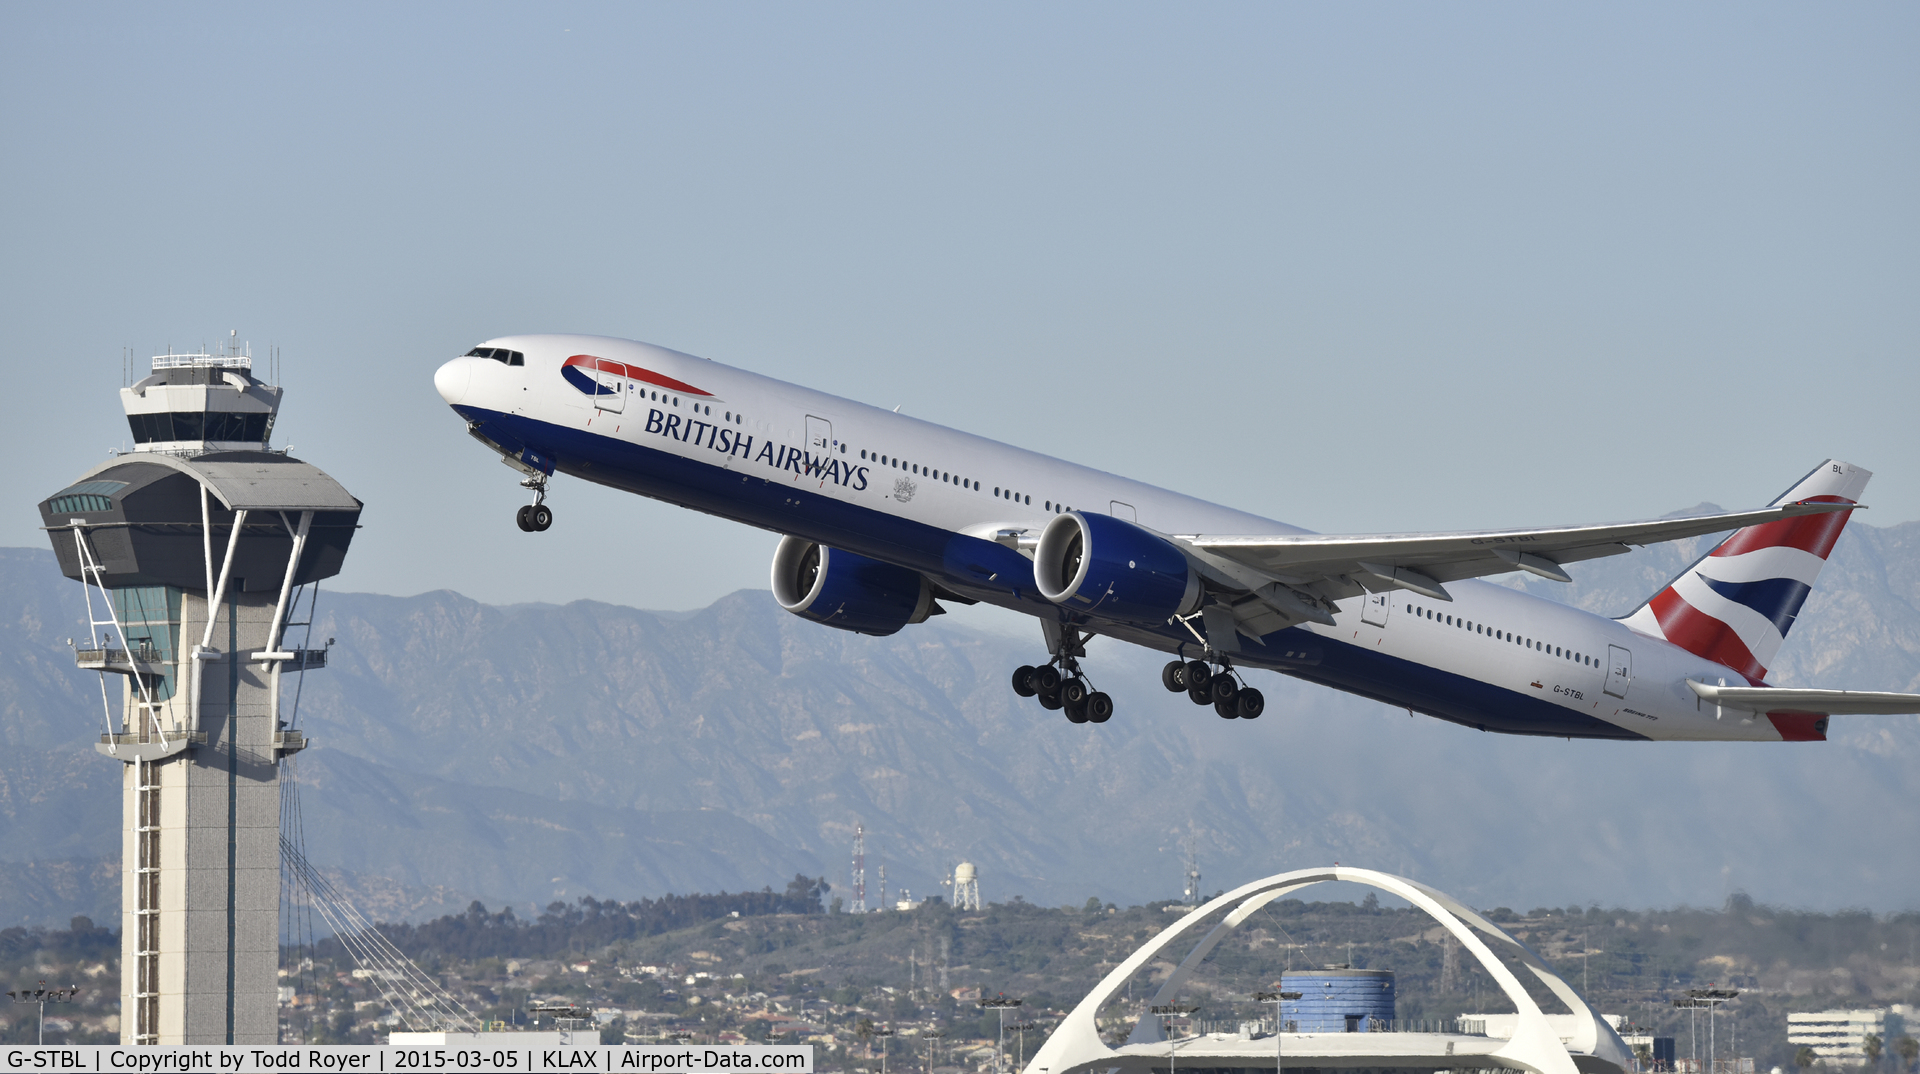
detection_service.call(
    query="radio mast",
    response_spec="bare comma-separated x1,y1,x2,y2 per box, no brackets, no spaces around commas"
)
852,823,867,914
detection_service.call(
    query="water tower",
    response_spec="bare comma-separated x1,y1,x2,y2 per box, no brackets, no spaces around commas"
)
38,341,361,1044
952,862,980,911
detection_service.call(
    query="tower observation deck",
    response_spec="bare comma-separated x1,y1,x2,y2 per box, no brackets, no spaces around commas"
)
38,340,362,1045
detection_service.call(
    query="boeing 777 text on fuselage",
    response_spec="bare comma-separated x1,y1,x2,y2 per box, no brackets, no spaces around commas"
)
434,335,1920,741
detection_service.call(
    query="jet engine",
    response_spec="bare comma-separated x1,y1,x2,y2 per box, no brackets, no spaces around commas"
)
771,536,936,636
1033,511,1202,624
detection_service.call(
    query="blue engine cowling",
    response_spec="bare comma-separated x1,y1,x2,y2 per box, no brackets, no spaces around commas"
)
1033,511,1202,624
771,536,936,636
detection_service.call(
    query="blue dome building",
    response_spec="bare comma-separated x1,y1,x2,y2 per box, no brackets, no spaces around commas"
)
1280,967,1395,1032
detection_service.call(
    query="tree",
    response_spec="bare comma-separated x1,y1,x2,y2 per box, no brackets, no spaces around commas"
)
1893,1037,1917,1072
1796,1048,1818,1071
1866,1036,1884,1068
785,875,831,912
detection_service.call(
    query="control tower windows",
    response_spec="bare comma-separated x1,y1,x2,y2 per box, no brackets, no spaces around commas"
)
109,585,182,701
47,480,127,514
127,411,270,445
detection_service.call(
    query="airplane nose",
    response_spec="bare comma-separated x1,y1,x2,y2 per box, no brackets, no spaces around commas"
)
434,358,470,405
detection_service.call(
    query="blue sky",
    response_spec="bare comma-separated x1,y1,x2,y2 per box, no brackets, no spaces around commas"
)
4,3,1916,611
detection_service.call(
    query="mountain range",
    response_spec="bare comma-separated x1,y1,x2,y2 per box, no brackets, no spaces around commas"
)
1,509,1915,928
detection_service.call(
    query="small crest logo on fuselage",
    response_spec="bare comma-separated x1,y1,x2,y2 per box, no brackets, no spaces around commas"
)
893,478,916,503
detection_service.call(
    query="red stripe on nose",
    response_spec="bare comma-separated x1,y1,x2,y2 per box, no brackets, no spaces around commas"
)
564,354,713,397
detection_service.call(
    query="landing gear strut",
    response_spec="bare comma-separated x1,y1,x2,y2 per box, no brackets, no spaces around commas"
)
1012,624,1113,725
1163,657,1264,719
515,475,554,532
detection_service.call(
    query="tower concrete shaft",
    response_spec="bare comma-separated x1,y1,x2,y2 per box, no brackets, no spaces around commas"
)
121,589,292,1045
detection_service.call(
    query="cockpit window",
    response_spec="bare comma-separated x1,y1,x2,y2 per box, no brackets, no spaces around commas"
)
464,347,525,366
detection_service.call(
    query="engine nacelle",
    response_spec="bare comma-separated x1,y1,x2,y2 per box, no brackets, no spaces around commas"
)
771,536,936,636
1033,511,1202,624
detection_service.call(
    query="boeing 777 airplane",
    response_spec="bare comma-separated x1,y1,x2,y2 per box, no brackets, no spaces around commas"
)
434,334,1920,741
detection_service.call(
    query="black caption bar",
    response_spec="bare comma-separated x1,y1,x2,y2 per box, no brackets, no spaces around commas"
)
1,1047,813,1074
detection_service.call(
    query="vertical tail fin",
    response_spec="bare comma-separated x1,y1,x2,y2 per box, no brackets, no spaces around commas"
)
1618,459,1870,681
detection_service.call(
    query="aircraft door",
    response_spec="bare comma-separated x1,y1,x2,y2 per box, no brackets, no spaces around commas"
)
1109,501,1136,521
1605,645,1632,698
594,364,625,413
1360,591,1391,627
806,415,833,453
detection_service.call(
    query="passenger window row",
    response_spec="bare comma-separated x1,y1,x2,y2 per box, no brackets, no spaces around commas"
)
843,446,1107,516
633,389,743,424
844,444,1087,513
1406,603,1600,668
858,449,985,494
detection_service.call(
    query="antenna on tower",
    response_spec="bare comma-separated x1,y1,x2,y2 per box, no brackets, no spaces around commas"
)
878,862,887,913
1181,839,1202,906
851,823,867,914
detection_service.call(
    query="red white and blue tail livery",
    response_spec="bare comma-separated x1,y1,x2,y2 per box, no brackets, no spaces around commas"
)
1620,461,1867,683
435,334,1920,740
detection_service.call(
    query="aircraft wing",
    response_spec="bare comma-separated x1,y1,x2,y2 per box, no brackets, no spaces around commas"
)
1687,681,1920,716
1181,500,1855,602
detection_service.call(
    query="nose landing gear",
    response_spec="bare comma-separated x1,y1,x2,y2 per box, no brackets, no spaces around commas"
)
1162,657,1264,719
514,475,554,532
1012,624,1113,725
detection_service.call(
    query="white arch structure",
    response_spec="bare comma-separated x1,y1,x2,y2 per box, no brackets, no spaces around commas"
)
1026,866,1632,1074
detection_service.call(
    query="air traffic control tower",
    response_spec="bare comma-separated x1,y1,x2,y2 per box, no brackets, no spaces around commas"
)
38,343,362,1045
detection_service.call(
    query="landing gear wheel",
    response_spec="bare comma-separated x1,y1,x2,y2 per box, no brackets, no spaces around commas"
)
1235,687,1266,719
530,504,553,531
1060,678,1089,707
1011,666,1038,698
1161,661,1187,692
515,505,535,532
1037,691,1064,711
1030,665,1063,696
1188,683,1212,706
1210,676,1239,705
1184,661,1213,691
1215,697,1240,719
1064,702,1090,724
1085,692,1114,723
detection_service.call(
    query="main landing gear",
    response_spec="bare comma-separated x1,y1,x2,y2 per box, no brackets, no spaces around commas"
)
515,475,553,532
1011,625,1113,725
1163,658,1265,719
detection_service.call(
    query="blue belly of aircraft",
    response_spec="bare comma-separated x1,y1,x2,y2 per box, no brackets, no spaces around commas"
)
461,406,1648,741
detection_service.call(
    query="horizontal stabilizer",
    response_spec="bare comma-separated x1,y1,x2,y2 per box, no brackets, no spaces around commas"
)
1686,679,1920,715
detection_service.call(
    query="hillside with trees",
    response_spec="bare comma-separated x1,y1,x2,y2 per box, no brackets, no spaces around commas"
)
5,890,1914,1074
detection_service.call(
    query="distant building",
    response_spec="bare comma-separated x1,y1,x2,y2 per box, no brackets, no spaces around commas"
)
1616,1025,1676,1071
1788,1010,1887,1064
1279,968,1394,1032
392,1031,600,1047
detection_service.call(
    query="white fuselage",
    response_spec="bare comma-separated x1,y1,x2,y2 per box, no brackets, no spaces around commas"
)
436,334,1795,742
